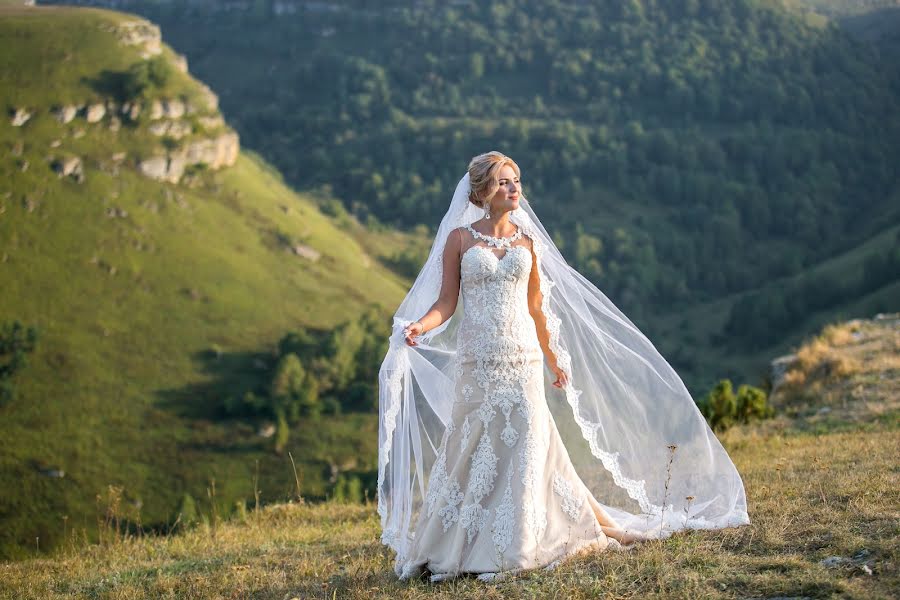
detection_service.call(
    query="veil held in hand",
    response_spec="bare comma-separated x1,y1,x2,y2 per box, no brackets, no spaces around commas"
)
377,172,749,575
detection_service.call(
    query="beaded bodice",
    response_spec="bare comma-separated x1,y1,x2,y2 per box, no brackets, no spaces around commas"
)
456,225,541,362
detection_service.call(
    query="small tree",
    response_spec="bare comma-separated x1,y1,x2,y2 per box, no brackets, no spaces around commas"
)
702,379,737,432
699,378,774,431
122,56,172,99
270,352,319,421
736,384,775,422
332,474,363,503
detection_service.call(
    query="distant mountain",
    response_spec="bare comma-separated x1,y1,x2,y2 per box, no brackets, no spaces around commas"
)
45,0,900,394
0,2,414,559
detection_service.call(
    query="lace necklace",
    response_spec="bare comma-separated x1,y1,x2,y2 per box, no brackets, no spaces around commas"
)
465,223,522,250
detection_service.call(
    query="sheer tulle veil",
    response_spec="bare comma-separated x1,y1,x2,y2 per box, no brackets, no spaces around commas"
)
377,170,750,575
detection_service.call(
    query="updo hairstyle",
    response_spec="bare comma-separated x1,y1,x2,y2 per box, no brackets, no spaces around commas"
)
467,151,521,209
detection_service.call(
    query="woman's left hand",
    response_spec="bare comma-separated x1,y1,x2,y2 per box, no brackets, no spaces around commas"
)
550,364,568,388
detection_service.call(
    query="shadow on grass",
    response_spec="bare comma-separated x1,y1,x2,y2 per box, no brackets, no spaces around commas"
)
154,346,272,424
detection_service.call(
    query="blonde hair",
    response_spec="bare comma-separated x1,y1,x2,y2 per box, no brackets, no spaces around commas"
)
467,151,521,208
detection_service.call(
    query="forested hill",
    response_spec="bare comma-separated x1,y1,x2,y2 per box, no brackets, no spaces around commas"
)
48,0,900,389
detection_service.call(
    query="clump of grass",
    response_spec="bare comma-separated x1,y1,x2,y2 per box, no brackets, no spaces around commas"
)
795,338,861,382
778,322,864,402
766,315,898,430
819,322,858,347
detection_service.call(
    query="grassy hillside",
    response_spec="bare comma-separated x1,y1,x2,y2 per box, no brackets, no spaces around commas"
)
2,316,896,599
0,3,415,560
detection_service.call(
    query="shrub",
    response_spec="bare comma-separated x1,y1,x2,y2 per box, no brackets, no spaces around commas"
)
122,56,172,99
332,474,363,503
0,320,38,406
174,492,200,530
699,378,774,431
702,379,737,431
736,383,775,422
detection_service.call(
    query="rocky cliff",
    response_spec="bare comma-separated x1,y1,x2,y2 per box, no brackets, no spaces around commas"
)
6,10,237,185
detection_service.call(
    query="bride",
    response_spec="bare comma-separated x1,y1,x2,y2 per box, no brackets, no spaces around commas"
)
377,151,750,582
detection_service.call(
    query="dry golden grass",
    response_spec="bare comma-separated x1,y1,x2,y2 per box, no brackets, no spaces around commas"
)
819,322,857,348
2,315,897,599
772,315,899,426
1,418,896,599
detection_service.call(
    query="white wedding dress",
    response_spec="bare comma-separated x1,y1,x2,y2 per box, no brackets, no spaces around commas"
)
381,175,750,581
398,224,626,580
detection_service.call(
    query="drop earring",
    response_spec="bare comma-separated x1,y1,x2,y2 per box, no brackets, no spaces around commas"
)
484,202,491,219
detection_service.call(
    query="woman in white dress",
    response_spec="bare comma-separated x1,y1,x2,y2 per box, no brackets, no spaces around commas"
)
377,152,750,582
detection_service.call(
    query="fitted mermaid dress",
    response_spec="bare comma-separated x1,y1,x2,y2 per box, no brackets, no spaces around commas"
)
398,225,624,580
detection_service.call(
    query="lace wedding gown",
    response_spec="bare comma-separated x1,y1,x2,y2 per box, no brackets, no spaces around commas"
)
399,224,626,580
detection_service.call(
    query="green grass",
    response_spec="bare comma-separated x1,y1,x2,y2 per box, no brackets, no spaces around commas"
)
0,4,412,560
0,4,200,108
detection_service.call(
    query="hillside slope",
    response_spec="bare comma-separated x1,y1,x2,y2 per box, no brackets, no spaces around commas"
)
0,3,412,560
2,316,897,598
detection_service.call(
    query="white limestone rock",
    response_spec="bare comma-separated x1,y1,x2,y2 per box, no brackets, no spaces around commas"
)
148,120,192,139
110,20,162,58
85,103,106,123
54,105,78,124
10,108,31,126
52,156,84,183
163,98,186,119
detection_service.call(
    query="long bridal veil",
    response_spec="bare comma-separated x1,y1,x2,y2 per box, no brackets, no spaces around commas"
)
377,172,749,576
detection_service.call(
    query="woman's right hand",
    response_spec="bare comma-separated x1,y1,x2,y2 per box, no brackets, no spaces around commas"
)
403,321,424,346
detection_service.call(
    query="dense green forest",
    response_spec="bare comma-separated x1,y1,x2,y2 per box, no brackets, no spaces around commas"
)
53,0,900,356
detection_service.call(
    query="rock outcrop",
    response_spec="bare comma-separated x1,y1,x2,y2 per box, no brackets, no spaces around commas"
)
51,156,84,183
10,13,236,187
148,98,188,120
292,244,322,261
107,20,162,58
196,83,219,112
138,132,239,184
137,156,175,182
54,105,78,124
85,102,106,123
182,132,239,168
197,115,225,131
148,120,192,139
120,101,142,121
10,108,31,126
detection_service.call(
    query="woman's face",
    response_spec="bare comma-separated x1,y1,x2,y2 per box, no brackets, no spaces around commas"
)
487,164,521,216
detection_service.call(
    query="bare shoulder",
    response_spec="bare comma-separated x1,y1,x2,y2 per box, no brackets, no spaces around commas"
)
444,227,464,253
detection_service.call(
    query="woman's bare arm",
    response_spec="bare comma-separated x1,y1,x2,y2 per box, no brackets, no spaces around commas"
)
410,228,462,335
527,242,568,387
